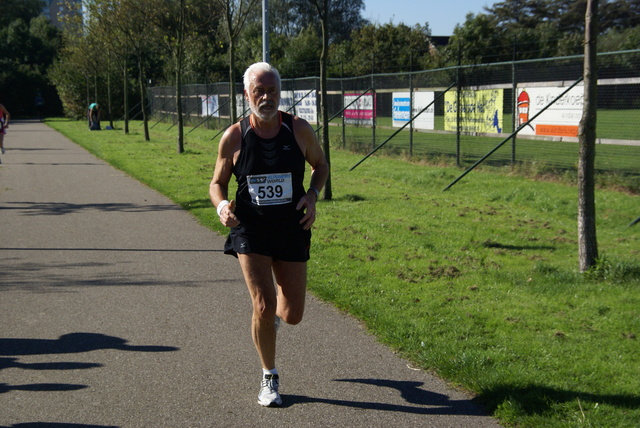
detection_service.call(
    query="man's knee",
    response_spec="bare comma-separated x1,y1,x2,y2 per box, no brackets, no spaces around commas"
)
279,307,304,325
253,299,277,319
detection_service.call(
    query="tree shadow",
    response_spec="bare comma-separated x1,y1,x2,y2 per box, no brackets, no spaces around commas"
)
283,378,489,416
481,240,556,251
0,333,179,356
0,334,179,396
0,383,88,394
1,423,118,428
476,384,640,416
0,357,102,371
0,201,183,216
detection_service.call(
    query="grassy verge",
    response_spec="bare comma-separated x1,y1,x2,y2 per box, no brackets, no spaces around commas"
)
47,118,640,427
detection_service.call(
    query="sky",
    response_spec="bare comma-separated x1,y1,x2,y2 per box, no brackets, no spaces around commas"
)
362,0,496,36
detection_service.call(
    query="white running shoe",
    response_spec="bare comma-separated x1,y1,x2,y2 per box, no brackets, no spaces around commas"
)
258,374,282,407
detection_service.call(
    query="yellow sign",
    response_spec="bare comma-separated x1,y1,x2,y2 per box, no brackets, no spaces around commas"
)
444,89,504,133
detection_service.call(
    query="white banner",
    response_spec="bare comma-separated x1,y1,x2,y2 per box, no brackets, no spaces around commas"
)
392,92,435,130
517,86,584,137
279,90,317,124
200,95,219,117
344,93,375,126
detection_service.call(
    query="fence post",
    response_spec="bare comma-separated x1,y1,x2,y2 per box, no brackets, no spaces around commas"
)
409,60,414,157
456,44,462,167
371,73,376,150
511,36,517,166
341,65,346,148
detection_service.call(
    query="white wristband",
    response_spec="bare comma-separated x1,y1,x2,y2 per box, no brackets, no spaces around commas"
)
217,200,230,216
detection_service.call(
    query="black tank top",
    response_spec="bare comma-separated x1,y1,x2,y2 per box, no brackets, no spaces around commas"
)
232,112,306,232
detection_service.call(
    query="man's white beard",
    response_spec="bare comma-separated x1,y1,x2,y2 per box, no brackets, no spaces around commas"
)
250,100,279,122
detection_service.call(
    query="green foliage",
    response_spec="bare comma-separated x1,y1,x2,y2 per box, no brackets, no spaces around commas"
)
47,118,640,427
331,22,434,76
0,1,62,116
273,26,322,78
444,0,638,66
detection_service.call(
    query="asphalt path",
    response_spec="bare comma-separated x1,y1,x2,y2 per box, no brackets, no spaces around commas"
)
0,120,502,427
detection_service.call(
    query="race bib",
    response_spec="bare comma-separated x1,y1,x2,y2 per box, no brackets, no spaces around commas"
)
247,173,293,206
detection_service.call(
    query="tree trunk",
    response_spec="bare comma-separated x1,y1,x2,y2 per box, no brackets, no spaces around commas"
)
176,65,184,153
176,0,185,154
124,58,129,134
229,39,237,123
578,0,599,272
319,0,332,200
138,58,150,141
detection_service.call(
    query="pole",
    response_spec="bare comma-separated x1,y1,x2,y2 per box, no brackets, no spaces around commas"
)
262,0,270,63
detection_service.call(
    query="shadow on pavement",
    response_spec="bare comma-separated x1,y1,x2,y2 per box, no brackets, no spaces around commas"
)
283,378,488,416
0,332,179,356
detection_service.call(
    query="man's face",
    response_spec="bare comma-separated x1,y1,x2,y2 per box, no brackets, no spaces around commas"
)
246,71,280,121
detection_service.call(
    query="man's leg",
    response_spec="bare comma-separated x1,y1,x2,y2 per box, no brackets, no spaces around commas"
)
273,260,307,325
238,253,278,370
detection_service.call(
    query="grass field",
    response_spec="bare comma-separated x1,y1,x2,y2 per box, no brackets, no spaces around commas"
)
47,119,640,427
332,111,640,183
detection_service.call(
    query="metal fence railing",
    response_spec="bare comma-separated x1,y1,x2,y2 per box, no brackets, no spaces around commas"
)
148,50,640,176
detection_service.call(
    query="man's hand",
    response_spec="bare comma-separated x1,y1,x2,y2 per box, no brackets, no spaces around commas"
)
296,192,317,230
219,200,240,228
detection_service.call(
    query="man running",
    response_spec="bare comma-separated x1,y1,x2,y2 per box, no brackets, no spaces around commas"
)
0,103,10,163
209,62,328,407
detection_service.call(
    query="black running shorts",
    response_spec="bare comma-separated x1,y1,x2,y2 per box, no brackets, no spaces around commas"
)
224,226,311,262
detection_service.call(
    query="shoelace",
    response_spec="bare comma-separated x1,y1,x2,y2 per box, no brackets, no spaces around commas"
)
261,375,279,392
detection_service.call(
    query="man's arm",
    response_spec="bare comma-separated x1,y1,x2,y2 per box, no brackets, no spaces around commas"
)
0,104,9,125
293,117,329,230
209,124,241,227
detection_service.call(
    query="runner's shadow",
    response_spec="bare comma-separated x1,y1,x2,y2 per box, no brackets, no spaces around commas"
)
0,332,179,356
283,378,487,416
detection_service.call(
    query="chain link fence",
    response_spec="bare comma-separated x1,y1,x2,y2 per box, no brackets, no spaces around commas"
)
148,50,639,177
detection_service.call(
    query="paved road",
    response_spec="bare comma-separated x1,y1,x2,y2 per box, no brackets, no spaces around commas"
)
0,120,502,427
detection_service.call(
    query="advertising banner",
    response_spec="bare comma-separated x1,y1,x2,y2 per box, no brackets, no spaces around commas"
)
344,93,375,126
516,86,583,137
201,95,219,117
444,89,504,133
236,94,248,117
279,90,317,124
392,92,435,130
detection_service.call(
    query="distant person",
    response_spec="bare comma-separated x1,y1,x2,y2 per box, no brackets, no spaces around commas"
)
35,92,45,121
0,103,10,163
209,62,328,407
88,103,101,130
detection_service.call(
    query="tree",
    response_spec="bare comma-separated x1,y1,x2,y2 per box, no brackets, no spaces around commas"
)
146,0,221,153
289,0,366,43
217,0,261,123
274,26,321,78
444,13,507,65
0,2,62,116
307,0,332,200
335,23,433,76
577,0,599,272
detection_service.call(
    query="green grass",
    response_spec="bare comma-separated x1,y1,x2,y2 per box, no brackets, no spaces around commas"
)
336,117,640,179
47,118,640,428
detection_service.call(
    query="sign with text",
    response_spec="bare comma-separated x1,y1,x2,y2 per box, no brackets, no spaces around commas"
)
392,92,435,130
201,95,219,117
279,90,317,124
344,93,376,126
444,89,504,133
516,86,583,137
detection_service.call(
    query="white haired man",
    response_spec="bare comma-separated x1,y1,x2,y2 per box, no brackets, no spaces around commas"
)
209,62,328,407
